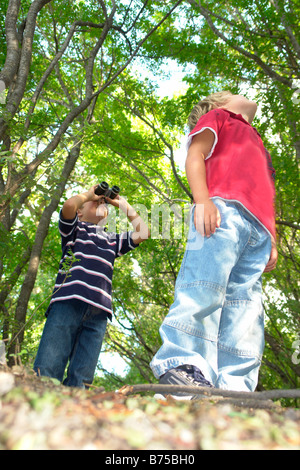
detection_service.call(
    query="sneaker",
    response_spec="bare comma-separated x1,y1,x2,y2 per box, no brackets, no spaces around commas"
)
156,364,213,400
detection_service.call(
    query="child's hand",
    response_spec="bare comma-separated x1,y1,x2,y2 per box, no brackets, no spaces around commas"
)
87,185,105,202
105,194,127,209
264,237,278,272
194,199,221,237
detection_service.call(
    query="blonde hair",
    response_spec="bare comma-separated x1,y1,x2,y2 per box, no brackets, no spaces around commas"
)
188,90,233,131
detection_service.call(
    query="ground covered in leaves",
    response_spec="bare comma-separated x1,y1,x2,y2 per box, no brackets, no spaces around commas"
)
0,366,299,450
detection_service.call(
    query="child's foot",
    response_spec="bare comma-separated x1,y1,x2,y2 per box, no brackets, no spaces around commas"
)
156,364,213,400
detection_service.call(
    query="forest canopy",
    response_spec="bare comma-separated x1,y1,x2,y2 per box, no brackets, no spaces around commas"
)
0,0,299,391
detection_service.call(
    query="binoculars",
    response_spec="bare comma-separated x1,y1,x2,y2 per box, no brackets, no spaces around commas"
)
94,181,120,200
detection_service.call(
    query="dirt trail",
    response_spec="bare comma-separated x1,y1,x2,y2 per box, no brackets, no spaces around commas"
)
0,367,299,450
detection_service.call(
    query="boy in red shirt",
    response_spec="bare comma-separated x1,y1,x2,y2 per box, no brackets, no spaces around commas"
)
150,92,277,397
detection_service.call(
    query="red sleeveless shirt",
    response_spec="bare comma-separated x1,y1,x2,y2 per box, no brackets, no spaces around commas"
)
187,108,276,238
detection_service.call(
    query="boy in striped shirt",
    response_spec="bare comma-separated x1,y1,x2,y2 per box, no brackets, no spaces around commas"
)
34,185,150,388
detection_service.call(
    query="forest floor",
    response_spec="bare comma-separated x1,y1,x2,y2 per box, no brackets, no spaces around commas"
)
0,366,299,451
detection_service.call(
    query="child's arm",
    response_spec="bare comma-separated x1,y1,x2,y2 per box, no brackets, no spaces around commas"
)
62,185,100,220
107,195,150,245
185,129,221,237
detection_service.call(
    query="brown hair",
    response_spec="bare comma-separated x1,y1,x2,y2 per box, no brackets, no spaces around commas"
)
188,91,233,131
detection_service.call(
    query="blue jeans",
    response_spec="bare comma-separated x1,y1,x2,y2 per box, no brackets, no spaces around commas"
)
34,299,107,388
150,198,272,392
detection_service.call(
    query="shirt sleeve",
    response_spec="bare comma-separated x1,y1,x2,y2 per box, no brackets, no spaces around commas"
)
186,108,227,159
115,231,139,257
58,209,78,249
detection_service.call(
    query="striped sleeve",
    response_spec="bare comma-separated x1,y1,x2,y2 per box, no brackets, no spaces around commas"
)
58,210,78,248
116,231,139,257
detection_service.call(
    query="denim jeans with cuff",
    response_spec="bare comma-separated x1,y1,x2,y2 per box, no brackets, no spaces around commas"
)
34,299,107,388
150,198,271,392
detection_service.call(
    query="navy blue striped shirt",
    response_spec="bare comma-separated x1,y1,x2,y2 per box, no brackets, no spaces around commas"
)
48,211,138,318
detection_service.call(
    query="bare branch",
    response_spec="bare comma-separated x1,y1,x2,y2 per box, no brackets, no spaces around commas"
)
120,383,300,400
276,219,300,231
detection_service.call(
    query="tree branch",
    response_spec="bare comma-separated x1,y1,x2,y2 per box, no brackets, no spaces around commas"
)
103,92,192,199
272,0,300,60
0,0,21,88
90,0,186,97
187,0,293,88
0,0,53,141
276,219,300,230
119,383,300,400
